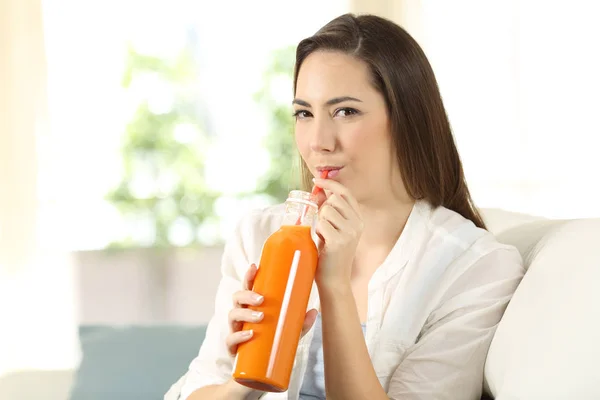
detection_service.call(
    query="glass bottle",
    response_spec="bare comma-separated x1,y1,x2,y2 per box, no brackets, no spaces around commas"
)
233,190,319,392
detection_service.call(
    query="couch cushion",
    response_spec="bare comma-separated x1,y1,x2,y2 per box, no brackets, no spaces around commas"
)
70,325,206,400
482,217,600,398
481,207,545,236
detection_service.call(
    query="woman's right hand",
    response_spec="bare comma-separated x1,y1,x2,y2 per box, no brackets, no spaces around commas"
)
226,263,318,356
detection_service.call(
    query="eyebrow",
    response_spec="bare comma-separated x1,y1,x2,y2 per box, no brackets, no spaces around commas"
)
292,96,363,108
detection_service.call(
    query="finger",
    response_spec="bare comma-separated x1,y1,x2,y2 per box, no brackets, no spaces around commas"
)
319,204,350,231
301,309,319,337
243,264,258,291
313,177,350,197
313,178,361,215
228,308,264,329
226,329,254,356
232,290,264,308
323,193,357,220
315,187,327,208
316,218,338,245
228,308,264,332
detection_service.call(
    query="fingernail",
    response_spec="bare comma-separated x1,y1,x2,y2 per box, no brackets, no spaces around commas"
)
253,294,264,304
312,178,316,183
242,330,253,338
252,311,264,321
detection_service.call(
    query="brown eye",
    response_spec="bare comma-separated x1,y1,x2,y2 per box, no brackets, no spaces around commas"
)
334,107,360,117
293,110,312,119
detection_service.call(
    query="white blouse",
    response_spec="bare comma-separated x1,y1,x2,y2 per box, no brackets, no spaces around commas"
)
165,200,524,400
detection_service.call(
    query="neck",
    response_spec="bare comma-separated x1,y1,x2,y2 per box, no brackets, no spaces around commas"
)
359,199,414,247
351,194,415,278
357,167,415,246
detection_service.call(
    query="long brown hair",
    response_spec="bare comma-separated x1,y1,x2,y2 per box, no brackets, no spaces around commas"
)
293,13,486,229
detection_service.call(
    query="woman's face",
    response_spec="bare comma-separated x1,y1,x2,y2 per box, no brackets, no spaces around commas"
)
294,50,404,204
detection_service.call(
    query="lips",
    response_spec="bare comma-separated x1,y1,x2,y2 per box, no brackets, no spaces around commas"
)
316,166,343,179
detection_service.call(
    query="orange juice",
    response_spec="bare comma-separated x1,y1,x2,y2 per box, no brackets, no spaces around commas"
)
233,191,319,392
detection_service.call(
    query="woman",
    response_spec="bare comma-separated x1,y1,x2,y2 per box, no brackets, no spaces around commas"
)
166,13,524,400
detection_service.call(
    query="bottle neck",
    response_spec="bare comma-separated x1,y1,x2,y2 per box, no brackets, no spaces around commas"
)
282,191,318,228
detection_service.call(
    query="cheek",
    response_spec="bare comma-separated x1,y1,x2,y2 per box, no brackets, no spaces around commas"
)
343,121,390,161
343,121,393,179
294,125,309,159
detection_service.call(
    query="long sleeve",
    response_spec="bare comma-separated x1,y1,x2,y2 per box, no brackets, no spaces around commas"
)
386,247,524,400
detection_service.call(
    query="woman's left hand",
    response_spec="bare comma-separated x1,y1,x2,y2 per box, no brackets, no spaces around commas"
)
313,178,364,288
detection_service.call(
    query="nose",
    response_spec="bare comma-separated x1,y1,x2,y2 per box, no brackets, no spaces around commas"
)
309,118,336,153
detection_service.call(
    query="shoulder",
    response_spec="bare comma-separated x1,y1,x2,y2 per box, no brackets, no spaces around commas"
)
416,201,524,281
404,202,525,332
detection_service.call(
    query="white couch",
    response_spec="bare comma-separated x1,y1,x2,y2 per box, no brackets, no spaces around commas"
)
482,209,600,399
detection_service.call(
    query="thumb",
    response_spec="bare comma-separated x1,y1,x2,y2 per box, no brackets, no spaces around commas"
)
315,189,327,208
301,309,319,337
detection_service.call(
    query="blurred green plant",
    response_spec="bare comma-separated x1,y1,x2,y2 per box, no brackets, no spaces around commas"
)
107,43,299,249
105,45,217,249
253,45,299,203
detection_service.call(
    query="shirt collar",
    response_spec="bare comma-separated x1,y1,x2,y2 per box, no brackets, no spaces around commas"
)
368,200,432,292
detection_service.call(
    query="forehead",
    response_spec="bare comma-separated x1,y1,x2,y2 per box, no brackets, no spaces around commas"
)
296,51,374,100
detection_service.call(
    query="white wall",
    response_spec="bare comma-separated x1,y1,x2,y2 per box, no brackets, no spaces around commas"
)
351,0,600,219
74,247,224,325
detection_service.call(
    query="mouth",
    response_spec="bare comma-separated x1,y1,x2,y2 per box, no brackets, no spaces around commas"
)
316,166,344,179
